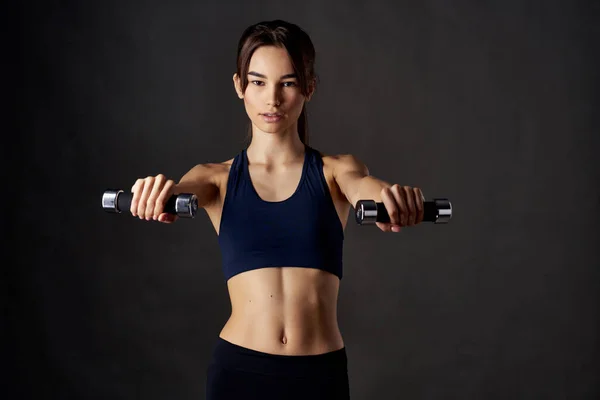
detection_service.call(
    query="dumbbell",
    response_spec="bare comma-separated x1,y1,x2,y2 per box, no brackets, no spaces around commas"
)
355,198,452,225
102,189,198,218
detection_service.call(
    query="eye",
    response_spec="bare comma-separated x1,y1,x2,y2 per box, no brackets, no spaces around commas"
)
282,81,297,87
251,80,264,86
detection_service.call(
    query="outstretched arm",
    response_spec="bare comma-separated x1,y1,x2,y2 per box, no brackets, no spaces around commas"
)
130,163,222,223
176,163,221,209
332,154,425,232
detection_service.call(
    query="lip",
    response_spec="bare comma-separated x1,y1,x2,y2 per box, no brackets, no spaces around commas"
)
260,113,284,122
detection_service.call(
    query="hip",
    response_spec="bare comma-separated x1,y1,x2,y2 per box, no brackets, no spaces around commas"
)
206,337,350,400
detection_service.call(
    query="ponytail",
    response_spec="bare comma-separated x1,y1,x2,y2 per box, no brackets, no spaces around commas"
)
298,106,308,145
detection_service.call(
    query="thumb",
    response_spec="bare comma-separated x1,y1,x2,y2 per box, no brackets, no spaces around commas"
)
376,222,401,233
158,213,178,224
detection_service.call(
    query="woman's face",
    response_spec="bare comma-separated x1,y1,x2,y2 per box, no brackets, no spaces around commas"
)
234,45,312,136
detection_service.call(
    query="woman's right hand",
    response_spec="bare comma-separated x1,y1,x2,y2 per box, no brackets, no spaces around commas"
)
130,174,178,223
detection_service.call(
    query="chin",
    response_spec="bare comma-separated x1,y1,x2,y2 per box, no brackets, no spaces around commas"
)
262,126,284,134
257,122,291,135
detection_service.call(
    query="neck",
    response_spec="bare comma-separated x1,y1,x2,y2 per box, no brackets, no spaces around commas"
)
246,124,305,165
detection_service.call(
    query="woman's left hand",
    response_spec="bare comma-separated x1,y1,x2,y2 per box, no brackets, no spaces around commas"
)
376,184,425,232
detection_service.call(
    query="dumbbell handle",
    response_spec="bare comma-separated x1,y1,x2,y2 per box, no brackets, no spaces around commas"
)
102,189,198,218
355,198,452,225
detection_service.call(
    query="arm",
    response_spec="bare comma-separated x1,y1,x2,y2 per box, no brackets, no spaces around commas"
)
332,154,390,207
332,154,425,231
131,163,222,222
175,163,222,209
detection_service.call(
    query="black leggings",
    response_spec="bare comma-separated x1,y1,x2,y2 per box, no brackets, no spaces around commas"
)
206,337,350,400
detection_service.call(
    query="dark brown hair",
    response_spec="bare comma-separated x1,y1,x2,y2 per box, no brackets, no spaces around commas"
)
236,20,317,146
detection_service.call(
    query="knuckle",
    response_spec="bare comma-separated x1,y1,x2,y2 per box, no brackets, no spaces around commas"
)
163,182,174,193
416,188,425,199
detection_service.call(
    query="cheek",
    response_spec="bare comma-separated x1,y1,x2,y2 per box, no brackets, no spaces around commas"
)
288,93,306,117
242,90,260,112
285,91,305,109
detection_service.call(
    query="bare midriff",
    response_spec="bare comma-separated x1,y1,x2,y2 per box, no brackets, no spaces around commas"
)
218,266,344,356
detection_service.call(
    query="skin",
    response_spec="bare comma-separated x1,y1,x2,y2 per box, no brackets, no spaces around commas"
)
130,45,425,355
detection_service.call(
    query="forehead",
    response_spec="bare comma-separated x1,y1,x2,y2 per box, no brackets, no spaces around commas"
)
248,46,294,75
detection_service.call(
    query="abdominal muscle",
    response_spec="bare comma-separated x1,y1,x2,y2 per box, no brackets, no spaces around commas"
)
218,266,345,356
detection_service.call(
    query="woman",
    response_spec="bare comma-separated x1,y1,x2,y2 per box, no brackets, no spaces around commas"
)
129,20,425,400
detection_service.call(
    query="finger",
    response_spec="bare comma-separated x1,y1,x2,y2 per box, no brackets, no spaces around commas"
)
154,178,175,220
414,187,425,224
138,176,155,219
402,186,416,226
390,184,408,226
381,188,400,227
130,179,144,217
145,174,165,220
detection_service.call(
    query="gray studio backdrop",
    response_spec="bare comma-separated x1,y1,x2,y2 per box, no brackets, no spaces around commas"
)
14,1,598,399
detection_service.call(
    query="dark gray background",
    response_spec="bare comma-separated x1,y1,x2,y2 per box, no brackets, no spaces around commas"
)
9,0,599,399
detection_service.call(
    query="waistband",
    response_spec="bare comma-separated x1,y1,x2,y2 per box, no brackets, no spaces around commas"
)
209,337,348,378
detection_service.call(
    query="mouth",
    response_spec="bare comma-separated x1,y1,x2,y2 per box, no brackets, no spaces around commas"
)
260,112,283,117
260,112,284,123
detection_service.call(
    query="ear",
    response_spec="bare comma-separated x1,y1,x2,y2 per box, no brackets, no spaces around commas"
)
305,78,316,102
233,73,244,99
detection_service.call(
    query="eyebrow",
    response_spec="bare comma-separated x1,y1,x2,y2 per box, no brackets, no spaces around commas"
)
248,71,298,79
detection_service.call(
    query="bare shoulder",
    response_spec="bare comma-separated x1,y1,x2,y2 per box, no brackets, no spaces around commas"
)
176,157,235,208
320,152,369,176
181,158,233,182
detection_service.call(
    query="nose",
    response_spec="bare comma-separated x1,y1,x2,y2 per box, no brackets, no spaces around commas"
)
266,85,282,106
